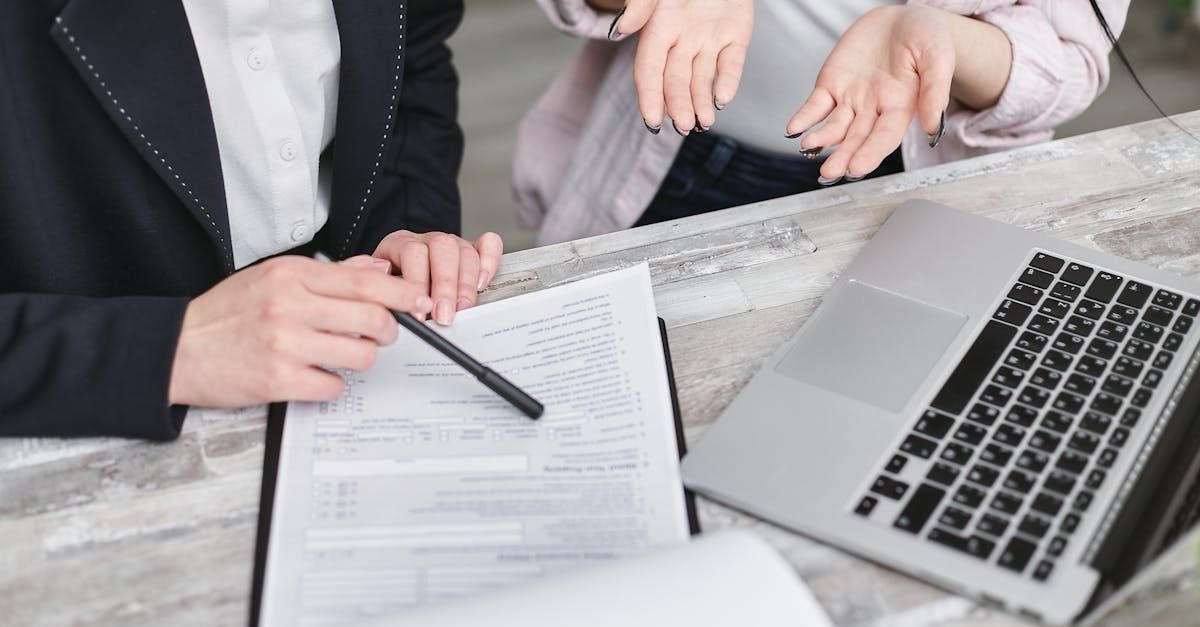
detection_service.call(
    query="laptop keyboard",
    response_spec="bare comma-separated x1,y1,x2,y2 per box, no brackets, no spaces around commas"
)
853,250,1198,583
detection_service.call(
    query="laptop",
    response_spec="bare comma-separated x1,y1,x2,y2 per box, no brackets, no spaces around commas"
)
681,199,1200,624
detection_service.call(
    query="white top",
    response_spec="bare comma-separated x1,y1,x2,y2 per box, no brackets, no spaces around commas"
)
716,0,896,156
181,0,341,268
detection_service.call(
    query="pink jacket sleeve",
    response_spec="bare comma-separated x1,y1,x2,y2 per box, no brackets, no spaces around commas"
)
915,0,1129,147
535,0,619,40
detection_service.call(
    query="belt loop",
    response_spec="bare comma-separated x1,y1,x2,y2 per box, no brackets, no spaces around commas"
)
702,136,738,178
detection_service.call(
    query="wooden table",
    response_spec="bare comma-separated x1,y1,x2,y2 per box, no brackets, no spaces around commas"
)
4,112,1200,626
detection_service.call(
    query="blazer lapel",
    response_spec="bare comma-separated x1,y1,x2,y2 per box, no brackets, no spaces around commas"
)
50,0,235,272
327,0,407,258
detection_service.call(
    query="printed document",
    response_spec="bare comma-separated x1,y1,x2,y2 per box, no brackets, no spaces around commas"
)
259,264,691,626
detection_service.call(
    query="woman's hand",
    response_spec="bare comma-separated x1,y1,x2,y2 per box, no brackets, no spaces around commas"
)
786,5,1011,184
372,230,503,326
610,0,754,135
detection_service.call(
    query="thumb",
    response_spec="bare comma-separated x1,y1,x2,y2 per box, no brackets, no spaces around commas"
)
914,43,955,141
612,0,658,38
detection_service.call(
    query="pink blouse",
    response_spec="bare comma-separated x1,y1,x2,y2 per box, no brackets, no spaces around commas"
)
515,0,1130,246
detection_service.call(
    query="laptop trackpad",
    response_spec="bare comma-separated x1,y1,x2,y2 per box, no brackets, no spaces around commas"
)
776,281,967,412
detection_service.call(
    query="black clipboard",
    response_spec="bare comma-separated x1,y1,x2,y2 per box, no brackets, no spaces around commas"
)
248,318,699,625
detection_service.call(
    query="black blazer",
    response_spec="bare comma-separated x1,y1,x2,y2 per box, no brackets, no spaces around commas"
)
0,0,465,439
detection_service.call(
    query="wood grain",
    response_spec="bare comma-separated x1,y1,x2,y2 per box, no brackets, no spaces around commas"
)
3,112,1200,626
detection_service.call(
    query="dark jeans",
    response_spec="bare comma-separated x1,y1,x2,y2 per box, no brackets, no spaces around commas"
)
635,131,905,226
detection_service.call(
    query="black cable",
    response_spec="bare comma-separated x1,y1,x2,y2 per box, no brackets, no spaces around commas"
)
1088,0,1200,142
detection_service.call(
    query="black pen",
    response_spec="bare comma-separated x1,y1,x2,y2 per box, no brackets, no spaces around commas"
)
314,252,544,420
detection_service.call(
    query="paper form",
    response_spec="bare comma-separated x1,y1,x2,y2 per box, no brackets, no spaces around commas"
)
259,264,691,626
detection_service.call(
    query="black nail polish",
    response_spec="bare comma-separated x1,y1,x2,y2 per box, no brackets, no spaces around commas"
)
693,119,709,133
607,7,626,41
714,99,726,111
644,120,661,135
672,120,689,137
799,146,823,159
785,131,805,139
843,173,864,182
928,110,946,148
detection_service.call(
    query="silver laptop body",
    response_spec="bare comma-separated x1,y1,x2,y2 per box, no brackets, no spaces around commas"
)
682,200,1200,624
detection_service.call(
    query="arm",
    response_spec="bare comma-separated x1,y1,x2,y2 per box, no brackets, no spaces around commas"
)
0,294,189,440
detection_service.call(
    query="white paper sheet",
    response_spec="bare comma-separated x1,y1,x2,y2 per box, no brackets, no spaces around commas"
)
387,530,834,627
260,264,691,626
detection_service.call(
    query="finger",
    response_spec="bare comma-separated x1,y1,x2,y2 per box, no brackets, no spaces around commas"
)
426,234,461,326
342,254,392,274
785,88,835,138
663,43,696,135
847,109,911,178
306,296,398,345
916,47,955,137
633,29,670,129
820,108,878,181
303,332,381,373
301,262,433,316
474,232,503,291
272,366,345,403
799,102,854,151
456,244,481,311
691,50,718,129
616,0,658,36
713,43,747,110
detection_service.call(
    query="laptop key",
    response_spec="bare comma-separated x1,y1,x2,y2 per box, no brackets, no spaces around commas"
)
1051,282,1082,303
939,506,972,530
1069,432,1101,455
927,527,996,560
1102,374,1134,397
1004,469,1036,493
1052,333,1084,355
1056,450,1089,474
1131,387,1152,408
1005,405,1038,427
979,443,1013,467
1174,315,1193,334
1042,350,1073,372
1064,315,1095,337
915,410,955,439
1017,331,1049,354
1032,492,1064,516
1144,369,1163,389
995,300,1034,326
1008,284,1044,306
1019,514,1051,539
886,454,908,474
1077,355,1108,377
953,484,986,509
1117,280,1152,308
1084,272,1122,303
954,423,987,446
1064,373,1096,395
1091,392,1123,415
1087,338,1119,360
1016,450,1049,473
1143,305,1173,327
1030,367,1063,390
1028,430,1062,454
872,475,910,500
1029,254,1065,274
1044,470,1076,496
855,496,879,516
993,366,1026,388
1109,427,1130,448
1047,536,1069,557
977,513,1010,537
1086,469,1107,489
1018,386,1050,409
1061,513,1081,534
991,491,1023,515
994,423,1026,448
1039,298,1072,320
980,384,1013,407
1052,392,1085,415
1061,263,1094,287
1074,490,1094,512
1081,412,1112,435
967,464,1000,487
1041,411,1073,433
1033,560,1055,582
999,536,1038,573
1153,289,1182,310
1028,313,1061,336
941,442,975,465
1097,448,1119,468
1109,305,1140,326
1134,322,1164,344
1120,408,1141,427
1098,321,1129,342
1112,356,1144,379
932,321,1019,414
1185,298,1200,317
1125,339,1154,361
927,462,961,486
1074,299,1106,321
901,433,939,459
894,483,946,533
1153,351,1173,370
967,404,1001,426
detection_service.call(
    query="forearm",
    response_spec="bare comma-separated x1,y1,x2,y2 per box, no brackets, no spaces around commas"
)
945,11,1013,111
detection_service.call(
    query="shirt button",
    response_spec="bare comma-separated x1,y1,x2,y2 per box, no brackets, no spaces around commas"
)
278,140,298,162
246,48,268,71
290,222,310,243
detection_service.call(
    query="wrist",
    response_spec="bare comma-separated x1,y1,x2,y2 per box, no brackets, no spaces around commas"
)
944,11,1013,111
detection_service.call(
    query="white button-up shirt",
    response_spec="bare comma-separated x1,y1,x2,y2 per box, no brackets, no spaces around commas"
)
181,0,341,268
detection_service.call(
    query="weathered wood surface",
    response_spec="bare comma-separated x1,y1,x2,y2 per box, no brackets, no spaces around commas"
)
3,112,1200,626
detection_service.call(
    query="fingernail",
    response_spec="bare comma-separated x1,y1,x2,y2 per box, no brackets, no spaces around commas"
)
816,176,842,186
928,110,946,148
415,296,433,314
844,173,864,182
371,258,392,273
644,120,661,135
714,98,726,111
799,146,823,159
785,131,805,139
672,120,689,137
692,121,708,133
607,7,626,40
434,299,453,326
476,271,491,292
456,298,473,312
